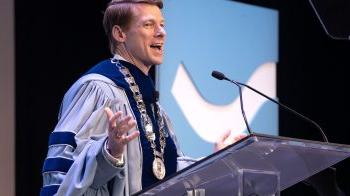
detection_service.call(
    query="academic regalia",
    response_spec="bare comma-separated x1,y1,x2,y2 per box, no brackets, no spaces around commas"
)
40,58,196,196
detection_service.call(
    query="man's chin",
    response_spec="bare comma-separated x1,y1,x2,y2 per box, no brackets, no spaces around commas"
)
151,59,163,66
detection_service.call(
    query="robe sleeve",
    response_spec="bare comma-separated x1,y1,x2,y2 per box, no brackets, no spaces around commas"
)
41,76,127,196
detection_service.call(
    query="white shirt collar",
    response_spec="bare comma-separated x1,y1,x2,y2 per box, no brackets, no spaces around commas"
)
113,54,130,63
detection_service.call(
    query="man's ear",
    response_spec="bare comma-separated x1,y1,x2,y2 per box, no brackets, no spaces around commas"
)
112,25,127,43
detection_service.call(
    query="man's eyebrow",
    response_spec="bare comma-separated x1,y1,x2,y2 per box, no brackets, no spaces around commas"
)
141,19,166,25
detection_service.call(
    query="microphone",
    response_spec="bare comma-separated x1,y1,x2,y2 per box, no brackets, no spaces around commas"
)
212,71,253,135
212,71,227,80
211,70,329,143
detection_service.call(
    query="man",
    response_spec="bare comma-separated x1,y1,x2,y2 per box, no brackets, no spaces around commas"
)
41,0,244,195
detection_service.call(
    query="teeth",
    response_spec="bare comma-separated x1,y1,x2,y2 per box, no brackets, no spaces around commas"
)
151,43,162,47
151,44,162,50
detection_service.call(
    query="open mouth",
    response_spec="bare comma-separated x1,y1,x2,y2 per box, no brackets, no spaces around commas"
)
150,43,163,52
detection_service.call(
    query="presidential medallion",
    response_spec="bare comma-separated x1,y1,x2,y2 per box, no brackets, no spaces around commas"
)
152,157,166,180
117,62,167,181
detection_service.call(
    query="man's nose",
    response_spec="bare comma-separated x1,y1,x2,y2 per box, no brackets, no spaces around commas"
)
155,25,166,37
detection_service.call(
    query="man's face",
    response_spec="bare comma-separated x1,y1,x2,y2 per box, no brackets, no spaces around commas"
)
124,4,166,67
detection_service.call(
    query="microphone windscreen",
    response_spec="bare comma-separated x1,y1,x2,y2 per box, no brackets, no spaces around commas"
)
211,70,226,80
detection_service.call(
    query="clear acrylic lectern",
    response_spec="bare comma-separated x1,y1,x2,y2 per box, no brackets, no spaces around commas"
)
134,134,350,196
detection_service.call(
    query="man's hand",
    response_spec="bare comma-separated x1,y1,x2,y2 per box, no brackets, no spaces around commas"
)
104,107,140,158
214,130,247,152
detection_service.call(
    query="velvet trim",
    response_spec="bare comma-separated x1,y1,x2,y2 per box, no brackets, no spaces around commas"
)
85,59,178,189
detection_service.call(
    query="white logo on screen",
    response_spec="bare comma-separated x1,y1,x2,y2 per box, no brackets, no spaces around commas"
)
171,62,276,143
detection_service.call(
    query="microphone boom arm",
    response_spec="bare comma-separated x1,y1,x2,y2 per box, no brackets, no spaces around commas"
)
230,80,253,135
236,81,329,143
212,70,329,143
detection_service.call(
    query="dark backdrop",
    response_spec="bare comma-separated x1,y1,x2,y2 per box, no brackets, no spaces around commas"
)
16,0,350,195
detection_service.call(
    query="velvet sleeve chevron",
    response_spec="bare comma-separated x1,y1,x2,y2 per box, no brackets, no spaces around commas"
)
41,74,127,196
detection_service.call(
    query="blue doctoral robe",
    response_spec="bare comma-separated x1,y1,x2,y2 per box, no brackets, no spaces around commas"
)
40,58,196,196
